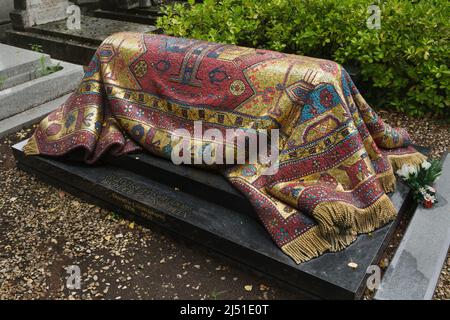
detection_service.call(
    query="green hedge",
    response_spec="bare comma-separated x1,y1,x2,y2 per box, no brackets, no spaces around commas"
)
157,0,450,118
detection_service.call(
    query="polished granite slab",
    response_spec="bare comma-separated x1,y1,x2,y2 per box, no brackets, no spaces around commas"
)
13,140,420,299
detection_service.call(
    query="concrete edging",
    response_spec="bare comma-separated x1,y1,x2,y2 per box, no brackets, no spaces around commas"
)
0,59,83,121
0,92,72,139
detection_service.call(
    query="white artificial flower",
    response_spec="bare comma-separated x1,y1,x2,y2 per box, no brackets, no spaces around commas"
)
421,160,432,170
396,164,411,179
419,187,426,195
426,185,436,193
424,193,436,203
408,165,418,177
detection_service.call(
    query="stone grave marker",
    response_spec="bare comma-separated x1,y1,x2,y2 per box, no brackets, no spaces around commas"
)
0,43,83,122
10,0,69,30
0,0,15,23
7,15,158,65
100,0,140,10
139,0,152,7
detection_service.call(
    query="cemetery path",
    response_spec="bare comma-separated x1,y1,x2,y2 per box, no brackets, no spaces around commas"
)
0,110,449,300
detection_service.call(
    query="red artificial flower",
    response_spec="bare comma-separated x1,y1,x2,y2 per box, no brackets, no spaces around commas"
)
423,198,433,209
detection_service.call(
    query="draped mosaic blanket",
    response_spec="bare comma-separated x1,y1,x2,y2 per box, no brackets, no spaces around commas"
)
24,32,426,263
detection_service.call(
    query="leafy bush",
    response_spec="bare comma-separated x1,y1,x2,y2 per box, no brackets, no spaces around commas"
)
157,0,450,118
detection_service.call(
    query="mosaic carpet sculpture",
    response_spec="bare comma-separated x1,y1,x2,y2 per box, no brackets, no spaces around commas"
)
24,33,426,263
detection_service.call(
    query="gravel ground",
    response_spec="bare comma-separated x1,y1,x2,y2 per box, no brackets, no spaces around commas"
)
0,128,299,300
0,110,449,300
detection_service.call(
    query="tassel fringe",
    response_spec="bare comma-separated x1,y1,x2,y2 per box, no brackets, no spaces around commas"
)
388,152,427,172
281,227,331,264
312,201,358,251
310,194,397,252
313,201,355,234
378,169,397,193
329,232,358,252
353,194,397,233
376,151,427,194
23,137,39,155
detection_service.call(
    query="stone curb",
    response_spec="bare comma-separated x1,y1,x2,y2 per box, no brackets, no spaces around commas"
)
0,92,72,139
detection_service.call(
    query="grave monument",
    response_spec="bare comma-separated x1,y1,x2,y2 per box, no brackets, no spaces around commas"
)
0,0,14,23
11,32,450,299
6,0,158,65
10,0,69,30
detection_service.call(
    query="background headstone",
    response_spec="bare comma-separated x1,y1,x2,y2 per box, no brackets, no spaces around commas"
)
99,0,180,10
0,0,15,23
0,0,15,42
139,0,152,7
72,0,98,4
100,0,139,10
10,0,69,30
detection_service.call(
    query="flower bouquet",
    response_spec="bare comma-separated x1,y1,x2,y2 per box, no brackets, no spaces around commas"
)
395,159,442,208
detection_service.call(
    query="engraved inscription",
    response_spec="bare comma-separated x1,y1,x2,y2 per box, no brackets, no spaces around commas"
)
111,193,166,222
25,0,68,27
99,175,193,218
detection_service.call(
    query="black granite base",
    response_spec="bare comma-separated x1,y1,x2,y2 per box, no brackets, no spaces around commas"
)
12,140,420,299
103,152,257,218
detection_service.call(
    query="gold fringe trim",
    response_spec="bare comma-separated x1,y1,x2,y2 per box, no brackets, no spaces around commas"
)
281,226,331,264
311,194,397,252
283,193,398,263
23,136,39,155
329,232,358,252
353,194,397,234
312,201,357,249
376,151,427,194
378,168,397,193
388,152,427,172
